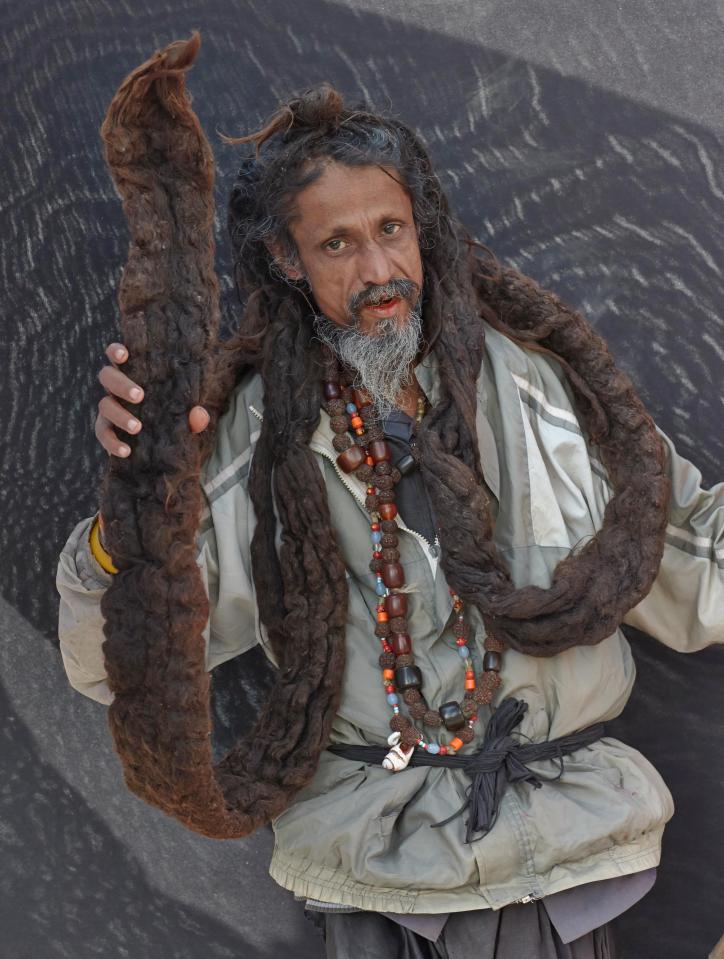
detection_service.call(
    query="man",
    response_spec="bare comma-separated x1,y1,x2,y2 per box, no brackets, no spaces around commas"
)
57,82,723,958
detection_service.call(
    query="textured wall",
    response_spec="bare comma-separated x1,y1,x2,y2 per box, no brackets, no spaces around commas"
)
2,0,723,956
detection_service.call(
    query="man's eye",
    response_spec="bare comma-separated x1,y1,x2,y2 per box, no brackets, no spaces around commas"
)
326,238,347,252
383,223,401,235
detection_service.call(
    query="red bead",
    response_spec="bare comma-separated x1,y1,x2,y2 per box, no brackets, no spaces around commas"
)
439,746,448,756
369,440,391,463
337,445,365,473
385,684,395,694
353,388,371,409
455,637,466,646
373,551,382,559
385,593,408,618
379,503,398,521
382,563,405,589
371,523,380,531
391,633,412,655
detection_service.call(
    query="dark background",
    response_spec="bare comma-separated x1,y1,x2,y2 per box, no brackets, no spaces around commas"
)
2,0,723,956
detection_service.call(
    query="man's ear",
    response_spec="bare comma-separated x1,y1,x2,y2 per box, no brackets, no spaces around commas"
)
265,240,305,282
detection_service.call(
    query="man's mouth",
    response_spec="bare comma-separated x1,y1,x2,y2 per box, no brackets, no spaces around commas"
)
365,296,403,316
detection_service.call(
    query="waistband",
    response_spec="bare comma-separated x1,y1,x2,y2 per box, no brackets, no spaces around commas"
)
327,697,606,844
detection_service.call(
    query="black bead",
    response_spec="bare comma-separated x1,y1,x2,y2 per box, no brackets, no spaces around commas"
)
395,665,423,691
396,453,417,476
483,651,502,672
439,700,465,731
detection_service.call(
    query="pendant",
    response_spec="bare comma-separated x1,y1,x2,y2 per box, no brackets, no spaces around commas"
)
382,731,414,772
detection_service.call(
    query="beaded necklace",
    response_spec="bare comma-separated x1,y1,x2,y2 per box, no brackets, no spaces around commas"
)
321,361,506,769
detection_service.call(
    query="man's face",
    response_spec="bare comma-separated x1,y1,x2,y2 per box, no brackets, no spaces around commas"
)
284,161,424,334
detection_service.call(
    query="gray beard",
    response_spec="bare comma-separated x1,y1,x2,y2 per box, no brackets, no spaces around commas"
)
312,306,425,420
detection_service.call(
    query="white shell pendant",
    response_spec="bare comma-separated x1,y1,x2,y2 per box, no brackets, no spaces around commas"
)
382,732,414,772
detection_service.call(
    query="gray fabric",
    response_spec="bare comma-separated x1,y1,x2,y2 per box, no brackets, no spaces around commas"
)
307,901,618,958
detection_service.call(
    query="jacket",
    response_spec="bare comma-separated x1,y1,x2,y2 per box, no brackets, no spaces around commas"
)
56,321,724,914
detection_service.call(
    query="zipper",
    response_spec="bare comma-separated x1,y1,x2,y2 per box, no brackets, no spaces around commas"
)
513,894,540,904
249,403,441,560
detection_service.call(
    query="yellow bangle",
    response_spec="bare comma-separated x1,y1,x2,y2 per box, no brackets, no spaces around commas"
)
89,515,119,574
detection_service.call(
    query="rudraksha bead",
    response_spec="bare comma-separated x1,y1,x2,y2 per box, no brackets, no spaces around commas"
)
369,558,383,574
391,633,411,655
374,621,391,638
355,431,369,447
333,433,352,453
439,701,466,731
473,686,492,706
326,398,346,416
389,616,407,634
482,670,502,693
390,714,411,732
381,520,398,534
461,699,478,719
409,701,427,720
390,467,401,483
341,386,354,402
423,710,443,727
458,727,475,744
380,533,398,548
377,491,395,504
400,726,423,748
403,688,423,705
330,415,349,434
453,621,468,638
484,634,505,653
385,593,407,618
395,654,415,668
366,426,385,442
381,548,400,563
354,464,374,483
378,652,396,669
365,494,380,510
374,461,392,475
375,475,394,491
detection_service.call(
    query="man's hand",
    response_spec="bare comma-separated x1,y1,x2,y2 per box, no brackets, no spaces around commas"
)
95,341,210,457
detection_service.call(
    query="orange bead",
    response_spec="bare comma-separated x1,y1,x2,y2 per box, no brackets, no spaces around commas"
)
383,669,395,681
366,456,374,466
355,428,365,435
350,415,364,429
450,737,464,751
465,670,475,679
465,679,476,690
377,611,389,622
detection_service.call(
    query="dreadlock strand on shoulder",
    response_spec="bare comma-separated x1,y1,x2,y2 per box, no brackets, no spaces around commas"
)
98,32,670,839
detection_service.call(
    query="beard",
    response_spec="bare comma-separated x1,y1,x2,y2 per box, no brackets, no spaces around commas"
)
312,300,425,420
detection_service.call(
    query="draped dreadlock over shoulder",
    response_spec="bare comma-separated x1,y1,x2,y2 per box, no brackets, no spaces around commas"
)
97,31,670,840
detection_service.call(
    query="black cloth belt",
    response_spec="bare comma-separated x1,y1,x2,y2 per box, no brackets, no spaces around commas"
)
327,697,606,844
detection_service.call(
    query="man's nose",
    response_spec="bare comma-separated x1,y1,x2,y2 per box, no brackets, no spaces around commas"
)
358,240,396,288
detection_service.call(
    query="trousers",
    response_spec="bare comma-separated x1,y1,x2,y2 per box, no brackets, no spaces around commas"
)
304,902,618,959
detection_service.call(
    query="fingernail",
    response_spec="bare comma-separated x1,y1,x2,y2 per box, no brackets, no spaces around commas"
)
130,388,143,401
127,418,139,431
119,445,130,456
114,348,126,360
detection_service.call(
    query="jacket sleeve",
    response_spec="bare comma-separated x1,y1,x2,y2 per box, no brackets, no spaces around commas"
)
622,426,724,652
56,489,263,705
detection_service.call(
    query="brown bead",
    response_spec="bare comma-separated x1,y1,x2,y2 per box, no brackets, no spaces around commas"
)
385,593,408,618
391,632,412,655
395,653,415,668
374,461,392,476
366,426,385,442
380,533,398,549
390,468,402,484
356,431,370,446
378,652,396,669
473,686,492,706
381,520,398,534
382,563,405,588
324,382,341,400
389,616,407,634
400,726,423,748
341,386,354,401
482,670,502,692
369,557,382,573
369,440,392,463
337,445,366,473
439,701,466,731
381,547,400,563
483,651,502,672
409,701,427,720
379,503,398,522
333,433,352,453
375,475,394,491
365,494,380,510
390,714,411,732
458,727,475,744
353,388,371,409
484,634,505,653
461,699,478,719
326,398,346,417
403,688,423,705
453,621,468,638
330,415,349,434
354,464,374,483
378,491,395,504
423,710,443,727
374,621,391,638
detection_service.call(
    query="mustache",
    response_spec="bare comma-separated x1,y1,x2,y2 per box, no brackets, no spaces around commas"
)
347,278,421,318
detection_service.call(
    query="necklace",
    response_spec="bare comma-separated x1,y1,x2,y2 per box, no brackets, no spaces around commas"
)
320,361,506,769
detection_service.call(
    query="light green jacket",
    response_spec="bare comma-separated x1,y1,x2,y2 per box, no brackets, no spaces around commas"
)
56,322,723,914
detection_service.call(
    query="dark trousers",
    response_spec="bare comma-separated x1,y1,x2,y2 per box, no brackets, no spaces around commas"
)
305,903,618,959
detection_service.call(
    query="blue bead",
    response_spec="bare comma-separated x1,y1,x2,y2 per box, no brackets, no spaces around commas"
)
376,582,386,596
386,693,399,706
458,645,469,658
371,531,382,544
427,743,440,754
346,403,357,414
